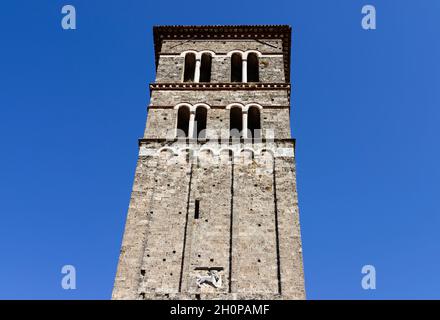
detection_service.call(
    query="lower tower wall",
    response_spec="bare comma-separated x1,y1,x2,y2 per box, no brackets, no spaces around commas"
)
113,140,304,300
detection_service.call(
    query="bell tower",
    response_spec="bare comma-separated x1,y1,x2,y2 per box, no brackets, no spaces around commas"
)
112,25,305,300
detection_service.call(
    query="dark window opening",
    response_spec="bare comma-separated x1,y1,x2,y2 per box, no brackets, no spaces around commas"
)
199,53,212,82
194,107,207,139
229,107,243,138
176,106,190,137
231,53,242,82
229,150,233,162
185,151,191,163
248,106,261,140
183,53,196,82
247,53,259,82
194,200,200,219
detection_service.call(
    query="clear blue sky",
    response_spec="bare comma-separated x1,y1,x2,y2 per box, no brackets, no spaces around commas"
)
1,0,439,299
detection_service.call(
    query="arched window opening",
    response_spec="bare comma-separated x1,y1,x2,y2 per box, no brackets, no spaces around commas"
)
229,107,243,138
199,53,212,83
231,53,242,82
247,53,259,82
176,106,190,137
183,53,196,82
194,107,207,139
247,106,261,140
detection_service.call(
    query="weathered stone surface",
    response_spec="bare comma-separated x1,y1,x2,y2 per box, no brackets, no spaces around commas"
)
112,25,305,300
160,39,283,54
144,107,291,140
150,90,289,106
155,52,285,83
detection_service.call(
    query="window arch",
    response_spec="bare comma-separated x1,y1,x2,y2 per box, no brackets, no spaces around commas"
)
231,53,243,82
199,53,212,83
247,106,261,140
229,107,243,138
183,53,196,82
247,53,259,82
194,107,207,139
176,105,190,137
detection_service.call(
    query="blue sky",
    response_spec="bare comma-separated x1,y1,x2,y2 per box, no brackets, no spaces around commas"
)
1,0,440,299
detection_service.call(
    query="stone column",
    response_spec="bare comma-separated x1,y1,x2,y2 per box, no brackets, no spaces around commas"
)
188,111,196,138
241,59,247,82
194,58,201,83
242,58,247,83
242,110,248,139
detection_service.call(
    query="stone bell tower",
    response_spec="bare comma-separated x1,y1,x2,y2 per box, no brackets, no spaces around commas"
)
112,25,305,300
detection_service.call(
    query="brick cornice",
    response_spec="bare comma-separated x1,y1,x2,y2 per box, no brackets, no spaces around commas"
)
147,105,291,109
149,82,291,92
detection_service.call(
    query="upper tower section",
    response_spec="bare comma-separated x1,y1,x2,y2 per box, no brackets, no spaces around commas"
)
152,25,291,84
146,25,293,141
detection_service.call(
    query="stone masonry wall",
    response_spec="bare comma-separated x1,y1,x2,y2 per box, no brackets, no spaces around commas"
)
144,106,291,140
112,31,305,300
155,40,285,83
232,151,279,295
275,157,306,299
149,89,289,106
112,155,158,299
160,39,283,54
184,151,232,295
155,55,285,83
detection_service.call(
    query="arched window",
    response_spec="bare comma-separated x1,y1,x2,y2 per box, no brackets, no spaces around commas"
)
247,106,261,140
199,53,212,83
176,105,190,137
183,53,196,82
229,107,243,138
231,53,242,82
194,107,207,139
247,53,259,82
